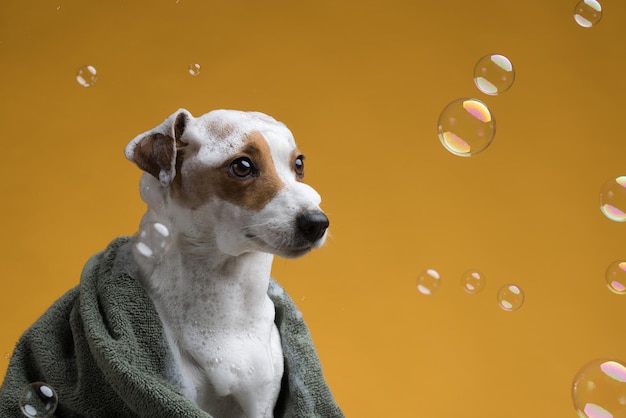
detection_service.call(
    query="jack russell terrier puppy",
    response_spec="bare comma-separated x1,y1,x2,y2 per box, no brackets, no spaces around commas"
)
124,108,329,418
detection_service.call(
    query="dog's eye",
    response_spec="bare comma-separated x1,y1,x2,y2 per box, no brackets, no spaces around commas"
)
229,157,256,178
294,155,305,178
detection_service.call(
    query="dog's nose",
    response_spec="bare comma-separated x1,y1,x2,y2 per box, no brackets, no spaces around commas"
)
296,210,329,243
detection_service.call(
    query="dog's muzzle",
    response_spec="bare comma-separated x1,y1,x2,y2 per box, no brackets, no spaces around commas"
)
296,210,329,243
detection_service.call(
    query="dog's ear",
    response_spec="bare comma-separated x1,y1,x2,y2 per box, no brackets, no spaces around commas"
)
125,109,192,187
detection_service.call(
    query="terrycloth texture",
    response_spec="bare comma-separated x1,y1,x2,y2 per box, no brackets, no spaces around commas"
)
0,237,343,417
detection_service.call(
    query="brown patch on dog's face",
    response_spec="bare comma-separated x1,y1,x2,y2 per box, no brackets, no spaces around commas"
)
171,131,285,211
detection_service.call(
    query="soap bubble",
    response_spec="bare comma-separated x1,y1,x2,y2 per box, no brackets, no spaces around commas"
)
134,221,173,260
139,174,164,208
19,382,58,418
437,98,495,157
188,63,201,76
600,177,626,222
605,260,626,295
461,270,486,294
416,269,441,295
572,359,626,417
497,284,524,311
473,54,515,96
574,0,602,28
76,65,97,87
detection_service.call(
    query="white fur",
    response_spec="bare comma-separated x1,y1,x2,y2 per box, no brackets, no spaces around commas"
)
125,109,328,418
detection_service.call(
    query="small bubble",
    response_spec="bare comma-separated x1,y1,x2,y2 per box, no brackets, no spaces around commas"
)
605,260,626,295
473,54,515,96
19,382,58,418
416,269,441,295
133,221,173,260
188,63,201,76
573,359,626,417
574,0,602,28
600,176,626,222
437,98,495,157
461,270,486,294
76,65,97,87
497,284,524,311
139,174,164,207
4,352,11,360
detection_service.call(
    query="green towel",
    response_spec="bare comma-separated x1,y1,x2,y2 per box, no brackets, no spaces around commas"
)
0,237,343,417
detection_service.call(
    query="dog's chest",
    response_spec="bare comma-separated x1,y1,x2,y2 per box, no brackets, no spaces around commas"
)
146,266,284,417
171,310,285,417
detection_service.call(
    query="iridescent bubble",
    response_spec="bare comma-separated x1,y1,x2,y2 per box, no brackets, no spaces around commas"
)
416,269,441,295
497,284,524,311
600,177,626,222
19,382,58,418
573,359,626,417
605,260,626,295
574,0,602,28
76,65,97,87
473,54,515,96
461,270,486,294
134,221,173,260
437,98,495,157
188,63,201,76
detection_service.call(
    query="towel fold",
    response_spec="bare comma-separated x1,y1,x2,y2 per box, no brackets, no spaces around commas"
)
0,237,343,417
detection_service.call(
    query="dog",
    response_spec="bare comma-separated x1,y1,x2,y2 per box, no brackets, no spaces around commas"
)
124,108,329,418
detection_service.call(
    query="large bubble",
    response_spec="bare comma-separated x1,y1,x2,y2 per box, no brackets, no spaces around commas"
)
437,98,495,157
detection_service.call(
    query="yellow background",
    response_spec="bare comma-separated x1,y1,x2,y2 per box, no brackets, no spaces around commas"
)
1,1,625,416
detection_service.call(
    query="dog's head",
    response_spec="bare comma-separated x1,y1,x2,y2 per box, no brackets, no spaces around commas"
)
125,108,329,259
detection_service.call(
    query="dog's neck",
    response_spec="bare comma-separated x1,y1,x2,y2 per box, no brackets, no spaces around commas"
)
141,226,276,332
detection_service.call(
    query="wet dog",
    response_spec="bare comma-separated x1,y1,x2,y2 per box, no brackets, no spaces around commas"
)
125,109,329,417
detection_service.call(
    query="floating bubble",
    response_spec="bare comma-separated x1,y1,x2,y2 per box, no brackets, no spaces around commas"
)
437,98,495,157
573,359,626,417
473,54,515,96
605,260,626,295
76,65,97,87
188,63,201,76
497,284,524,311
19,382,58,418
134,221,173,260
600,177,626,222
461,270,486,294
139,174,164,208
416,269,441,295
4,351,11,360
574,0,602,28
